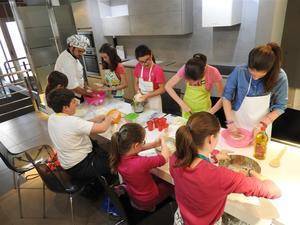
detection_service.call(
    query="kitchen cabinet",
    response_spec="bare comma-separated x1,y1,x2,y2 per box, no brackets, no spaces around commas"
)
71,1,92,29
202,0,243,27
128,0,192,35
99,0,193,36
101,16,130,36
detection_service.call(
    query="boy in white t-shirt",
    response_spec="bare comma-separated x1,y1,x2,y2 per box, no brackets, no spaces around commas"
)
47,88,113,181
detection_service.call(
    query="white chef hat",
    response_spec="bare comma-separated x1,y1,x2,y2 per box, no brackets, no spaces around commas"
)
67,34,90,50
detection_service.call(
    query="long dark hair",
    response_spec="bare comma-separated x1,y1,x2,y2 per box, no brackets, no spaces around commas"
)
174,112,220,168
109,123,145,173
135,44,156,63
45,70,68,98
184,53,207,81
248,42,282,92
99,43,121,71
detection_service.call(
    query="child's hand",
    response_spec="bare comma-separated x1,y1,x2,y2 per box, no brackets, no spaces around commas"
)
160,137,172,161
105,115,114,124
215,151,231,161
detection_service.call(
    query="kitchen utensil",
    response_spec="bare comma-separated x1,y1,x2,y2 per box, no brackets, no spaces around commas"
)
84,91,106,106
132,101,145,113
269,147,287,168
219,155,261,173
107,109,121,124
221,128,253,148
124,113,139,122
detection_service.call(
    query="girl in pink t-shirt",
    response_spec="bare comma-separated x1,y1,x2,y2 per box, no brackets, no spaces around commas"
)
109,123,172,211
99,43,128,98
134,45,165,112
170,112,281,225
165,54,224,119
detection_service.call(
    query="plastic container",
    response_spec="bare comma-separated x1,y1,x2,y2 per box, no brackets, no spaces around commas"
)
84,91,106,106
147,120,154,131
221,128,253,148
124,113,139,123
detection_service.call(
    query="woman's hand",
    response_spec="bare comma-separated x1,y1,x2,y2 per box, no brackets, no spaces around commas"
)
180,102,192,114
215,151,231,161
227,122,239,135
139,94,149,102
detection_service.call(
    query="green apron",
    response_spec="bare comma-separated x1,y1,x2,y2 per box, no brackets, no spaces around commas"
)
182,78,211,119
104,69,124,98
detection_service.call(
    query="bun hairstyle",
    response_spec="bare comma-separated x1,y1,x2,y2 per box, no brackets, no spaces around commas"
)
184,53,207,81
109,123,145,173
135,44,156,63
174,112,220,168
248,42,282,92
99,43,121,71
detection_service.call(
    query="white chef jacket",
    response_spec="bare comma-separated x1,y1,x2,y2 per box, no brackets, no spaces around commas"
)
54,50,84,97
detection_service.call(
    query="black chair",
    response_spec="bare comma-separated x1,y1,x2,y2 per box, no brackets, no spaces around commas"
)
0,142,54,218
98,176,176,225
162,88,182,116
25,152,91,225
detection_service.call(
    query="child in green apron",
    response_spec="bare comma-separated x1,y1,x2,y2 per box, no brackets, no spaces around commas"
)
165,53,224,119
99,43,128,99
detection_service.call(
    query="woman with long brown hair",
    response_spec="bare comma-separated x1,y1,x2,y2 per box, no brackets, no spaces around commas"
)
223,42,288,137
99,43,128,99
170,112,281,225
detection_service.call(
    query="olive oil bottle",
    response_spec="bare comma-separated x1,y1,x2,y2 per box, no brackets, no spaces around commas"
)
254,126,268,160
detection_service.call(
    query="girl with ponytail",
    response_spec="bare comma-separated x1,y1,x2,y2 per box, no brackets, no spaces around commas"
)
109,123,172,211
223,42,288,137
170,112,281,225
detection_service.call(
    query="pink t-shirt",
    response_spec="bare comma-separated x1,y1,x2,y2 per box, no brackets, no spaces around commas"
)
134,63,165,90
169,155,281,225
118,154,166,208
114,63,126,81
177,65,222,91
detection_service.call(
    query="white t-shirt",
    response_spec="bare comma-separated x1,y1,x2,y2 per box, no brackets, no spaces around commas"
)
54,50,84,96
48,113,94,169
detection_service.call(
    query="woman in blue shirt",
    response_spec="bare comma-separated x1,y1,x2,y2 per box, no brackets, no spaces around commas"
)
223,42,288,137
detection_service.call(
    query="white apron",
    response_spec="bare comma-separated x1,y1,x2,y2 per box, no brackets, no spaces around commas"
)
233,77,272,137
139,65,162,112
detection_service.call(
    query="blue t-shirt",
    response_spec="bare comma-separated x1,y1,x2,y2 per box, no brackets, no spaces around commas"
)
222,64,288,114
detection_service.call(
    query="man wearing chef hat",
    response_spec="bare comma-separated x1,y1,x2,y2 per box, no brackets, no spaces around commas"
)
55,34,92,102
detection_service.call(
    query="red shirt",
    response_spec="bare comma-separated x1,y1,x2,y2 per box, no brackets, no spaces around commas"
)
134,63,165,90
169,155,281,225
114,63,126,81
118,154,166,207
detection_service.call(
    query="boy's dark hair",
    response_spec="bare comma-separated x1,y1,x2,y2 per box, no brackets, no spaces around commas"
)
47,88,75,113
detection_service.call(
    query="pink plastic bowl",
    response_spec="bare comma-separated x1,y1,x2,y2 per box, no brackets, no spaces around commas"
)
84,91,106,106
221,128,253,148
